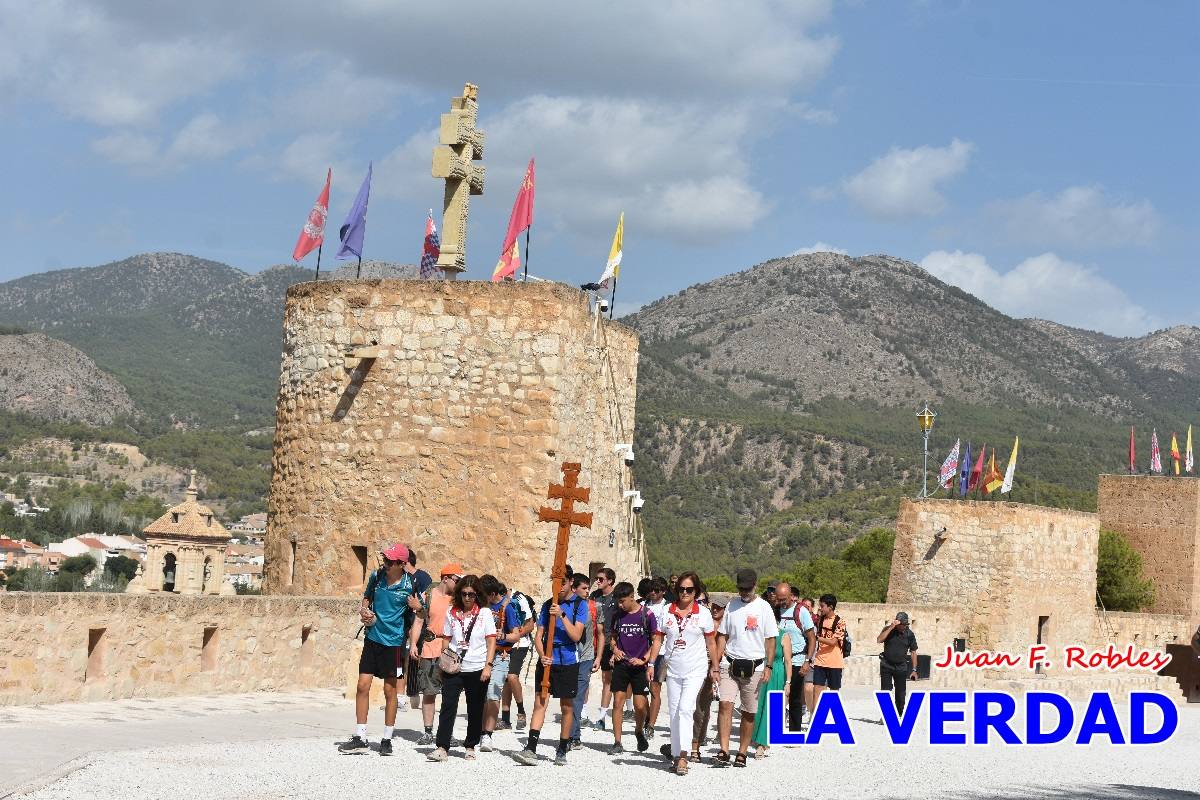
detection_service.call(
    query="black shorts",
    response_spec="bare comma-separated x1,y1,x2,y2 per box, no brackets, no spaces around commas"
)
534,662,580,699
358,637,402,680
610,661,650,696
509,647,529,676
812,665,842,690
600,643,615,672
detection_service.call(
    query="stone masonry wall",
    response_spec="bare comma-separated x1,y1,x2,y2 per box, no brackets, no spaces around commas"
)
888,499,1098,676
0,592,357,706
264,280,641,598
1097,474,1200,618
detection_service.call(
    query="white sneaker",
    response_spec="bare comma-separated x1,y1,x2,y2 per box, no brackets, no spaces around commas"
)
397,698,409,712
480,735,494,752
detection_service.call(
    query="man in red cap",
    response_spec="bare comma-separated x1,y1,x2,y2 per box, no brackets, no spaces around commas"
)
339,542,417,756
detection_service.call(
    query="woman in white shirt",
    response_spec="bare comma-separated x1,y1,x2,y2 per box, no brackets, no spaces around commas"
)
428,574,496,762
653,572,717,776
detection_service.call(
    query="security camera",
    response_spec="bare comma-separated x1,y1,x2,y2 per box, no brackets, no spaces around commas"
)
632,497,645,514
624,489,644,514
614,443,634,466
598,299,610,313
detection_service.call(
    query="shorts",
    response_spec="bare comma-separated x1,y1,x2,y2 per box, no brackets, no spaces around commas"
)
358,637,403,680
509,646,529,677
411,656,443,696
488,650,512,701
812,665,843,690
600,642,615,672
717,661,764,711
610,661,650,696
652,655,666,681
534,661,580,699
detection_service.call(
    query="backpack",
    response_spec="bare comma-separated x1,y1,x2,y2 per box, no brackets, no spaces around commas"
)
837,614,852,657
510,590,534,626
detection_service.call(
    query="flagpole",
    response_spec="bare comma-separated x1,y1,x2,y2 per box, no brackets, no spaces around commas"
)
356,254,362,279
609,277,618,320
522,225,531,282
314,242,323,282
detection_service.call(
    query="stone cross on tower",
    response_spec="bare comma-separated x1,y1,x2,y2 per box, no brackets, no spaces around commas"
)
431,83,485,279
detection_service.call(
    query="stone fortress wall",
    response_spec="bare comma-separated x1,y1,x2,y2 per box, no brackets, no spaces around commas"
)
263,279,642,599
1097,474,1200,618
0,592,357,706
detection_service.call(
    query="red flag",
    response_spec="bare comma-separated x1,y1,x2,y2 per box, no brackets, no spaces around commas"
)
292,168,331,262
492,158,535,282
968,444,986,492
1129,427,1135,474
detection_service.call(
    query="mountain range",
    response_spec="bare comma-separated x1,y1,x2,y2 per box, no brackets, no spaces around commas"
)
2,251,1196,574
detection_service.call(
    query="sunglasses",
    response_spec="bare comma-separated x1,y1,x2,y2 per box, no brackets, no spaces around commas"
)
678,586,696,594
461,591,477,598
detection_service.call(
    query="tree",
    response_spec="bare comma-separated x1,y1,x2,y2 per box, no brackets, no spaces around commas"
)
1096,528,1154,612
786,527,895,603
5,567,55,591
104,555,139,581
59,554,98,577
702,574,737,592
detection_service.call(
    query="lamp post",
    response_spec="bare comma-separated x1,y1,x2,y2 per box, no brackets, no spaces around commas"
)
917,404,937,498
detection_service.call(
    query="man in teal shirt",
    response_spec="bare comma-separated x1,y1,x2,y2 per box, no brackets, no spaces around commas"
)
339,542,415,756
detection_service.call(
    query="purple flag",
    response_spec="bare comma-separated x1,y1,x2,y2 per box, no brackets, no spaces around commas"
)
336,162,371,260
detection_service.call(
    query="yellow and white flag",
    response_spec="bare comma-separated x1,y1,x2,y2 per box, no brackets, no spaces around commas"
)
1000,436,1019,494
598,212,623,287
1187,425,1194,473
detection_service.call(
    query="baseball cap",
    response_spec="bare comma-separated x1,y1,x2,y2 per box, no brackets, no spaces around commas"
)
896,611,910,624
735,568,758,590
708,592,734,609
440,563,465,578
381,542,410,563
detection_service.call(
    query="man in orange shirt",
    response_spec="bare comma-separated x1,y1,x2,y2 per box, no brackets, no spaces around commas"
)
409,564,463,745
811,593,847,709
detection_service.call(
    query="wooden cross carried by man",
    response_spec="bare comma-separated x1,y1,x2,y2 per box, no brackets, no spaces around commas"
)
536,462,592,699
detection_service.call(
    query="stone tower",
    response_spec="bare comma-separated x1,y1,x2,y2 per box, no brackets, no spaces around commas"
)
1097,474,1200,618
263,279,643,597
127,470,235,596
887,498,1098,673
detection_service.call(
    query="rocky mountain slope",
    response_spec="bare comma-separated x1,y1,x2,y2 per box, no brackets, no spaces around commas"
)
0,332,136,425
0,254,418,429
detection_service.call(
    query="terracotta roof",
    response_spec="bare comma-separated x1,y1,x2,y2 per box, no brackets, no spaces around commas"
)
76,536,108,550
0,539,23,552
142,470,229,541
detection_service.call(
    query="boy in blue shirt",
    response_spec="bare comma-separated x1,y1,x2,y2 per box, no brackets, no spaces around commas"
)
512,569,588,766
339,542,415,756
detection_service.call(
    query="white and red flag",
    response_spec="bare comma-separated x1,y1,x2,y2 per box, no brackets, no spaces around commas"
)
1150,428,1162,474
292,168,330,262
420,210,441,279
937,439,961,489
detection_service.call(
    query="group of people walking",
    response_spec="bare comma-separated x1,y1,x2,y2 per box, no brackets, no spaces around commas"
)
339,543,920,773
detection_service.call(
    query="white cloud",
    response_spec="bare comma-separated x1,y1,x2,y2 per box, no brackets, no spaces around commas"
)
90,114,256,171
920,249,1160,336
380,95,770,243
790,242,847,255
0,0,240,126
990,184,1160,247
844,139,973,220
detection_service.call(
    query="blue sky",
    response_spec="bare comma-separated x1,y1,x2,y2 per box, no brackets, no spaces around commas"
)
1,1,1195,336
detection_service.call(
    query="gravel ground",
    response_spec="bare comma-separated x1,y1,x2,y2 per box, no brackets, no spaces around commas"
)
17,688,1200,800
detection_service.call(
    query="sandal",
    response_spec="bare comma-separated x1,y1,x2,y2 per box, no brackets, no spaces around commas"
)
675,757,689,776
712,750,730,768
754,746,768,759
733,752,748,768
688,749,701,763
464,748,476,760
